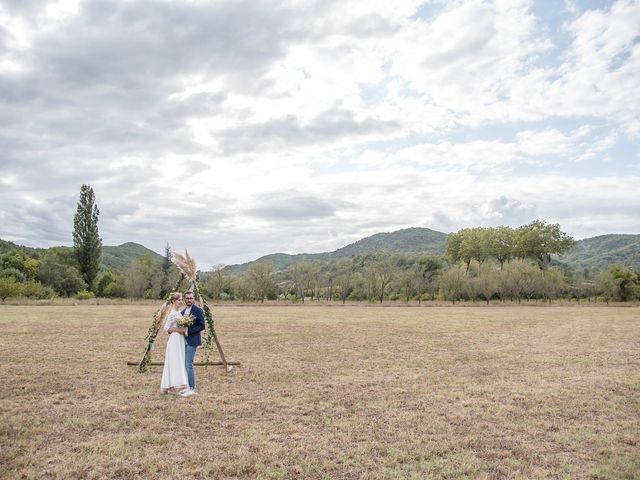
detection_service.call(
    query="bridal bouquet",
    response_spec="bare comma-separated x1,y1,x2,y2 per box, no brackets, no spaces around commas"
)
176,314,195,328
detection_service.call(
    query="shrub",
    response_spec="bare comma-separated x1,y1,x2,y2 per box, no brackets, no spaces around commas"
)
143,288,156,299
20,281,46,299
36,285,56,300
0,277,21,301
75,290,95,300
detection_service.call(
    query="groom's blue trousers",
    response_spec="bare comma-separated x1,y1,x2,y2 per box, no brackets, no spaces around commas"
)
185,344,197,389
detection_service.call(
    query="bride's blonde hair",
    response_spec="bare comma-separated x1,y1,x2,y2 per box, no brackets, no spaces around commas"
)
156,292,183,330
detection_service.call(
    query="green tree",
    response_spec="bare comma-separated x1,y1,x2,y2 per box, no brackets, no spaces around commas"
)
0,249,40,281
460,228,489,275
246,261,276,303
595,270,618,303
0,267,26,283
104,276,128,297
334,259,354,304
126,252,160,298
322,262,338,301
0,248,29,271
0,277,21,301
290,261,311,302
73,184,102,291
485,226,515,270
399,264,421,303
96,270,117,297
473,270,499,304
608,264,639,301
38,252,87,296
417,254,442,301
96,270,128,298
373,253,395,303
159,243,173,299
515,220,575,269
23,258,40,280
439,267,468,304
539,268,566,303
446,231,471,271
206,263,227,301
20,281,43,299
499,260,540,303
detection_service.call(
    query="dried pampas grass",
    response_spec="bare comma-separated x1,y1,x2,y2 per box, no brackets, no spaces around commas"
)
171,249,197,281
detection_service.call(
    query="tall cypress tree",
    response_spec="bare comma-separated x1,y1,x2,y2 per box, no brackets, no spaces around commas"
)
159,242,172,299
73,184,102,291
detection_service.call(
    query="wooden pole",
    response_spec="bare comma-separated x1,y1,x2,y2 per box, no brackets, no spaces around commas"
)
194,283,231,372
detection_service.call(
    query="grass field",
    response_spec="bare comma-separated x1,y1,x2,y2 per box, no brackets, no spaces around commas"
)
1,305,639,479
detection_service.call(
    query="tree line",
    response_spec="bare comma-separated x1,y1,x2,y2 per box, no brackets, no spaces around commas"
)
200,251,639,304
1,187,638,303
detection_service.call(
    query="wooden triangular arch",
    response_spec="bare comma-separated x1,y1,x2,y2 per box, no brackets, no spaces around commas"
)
135,250,238,373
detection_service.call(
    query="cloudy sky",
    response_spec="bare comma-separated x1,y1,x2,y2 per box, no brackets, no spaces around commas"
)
1,0,639,268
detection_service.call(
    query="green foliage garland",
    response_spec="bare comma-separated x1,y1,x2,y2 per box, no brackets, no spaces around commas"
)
138,274,185,373
193,280,218,365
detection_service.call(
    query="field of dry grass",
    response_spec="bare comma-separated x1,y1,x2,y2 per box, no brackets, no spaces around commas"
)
1,304,638,479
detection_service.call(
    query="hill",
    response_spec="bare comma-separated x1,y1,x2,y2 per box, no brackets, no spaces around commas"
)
3,229,639,276
224,227,448,273
0,239,45,258
558,234,640,272
102,242,164,270
224,228,640,275
0,239,163,271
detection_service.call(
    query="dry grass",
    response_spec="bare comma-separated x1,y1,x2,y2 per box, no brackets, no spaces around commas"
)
1,305,639,479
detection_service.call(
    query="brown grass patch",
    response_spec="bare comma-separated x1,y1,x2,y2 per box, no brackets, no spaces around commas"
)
1,305,639,479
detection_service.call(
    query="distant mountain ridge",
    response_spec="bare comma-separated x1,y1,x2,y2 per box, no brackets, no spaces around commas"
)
558,234,640,272
224,228,640,274
2,229,639,275
224,227,448,273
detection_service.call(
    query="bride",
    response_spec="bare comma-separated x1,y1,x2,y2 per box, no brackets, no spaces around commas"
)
160,292,189,393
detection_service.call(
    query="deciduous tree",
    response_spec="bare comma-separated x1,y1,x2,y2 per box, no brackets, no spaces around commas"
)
247,261,275,303
515,220,575,269
439,267,468,304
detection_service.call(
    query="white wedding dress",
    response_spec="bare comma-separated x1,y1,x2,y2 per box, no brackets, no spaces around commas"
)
160,310,189,392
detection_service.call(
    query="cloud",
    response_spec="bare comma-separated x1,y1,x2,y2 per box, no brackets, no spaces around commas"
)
483,196,537,226
215,109,401,154
0,0,638,268
516,129,569,156
245,192,339,221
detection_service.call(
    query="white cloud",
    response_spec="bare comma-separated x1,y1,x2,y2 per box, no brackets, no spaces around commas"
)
0,0,638,268
516,129,569,156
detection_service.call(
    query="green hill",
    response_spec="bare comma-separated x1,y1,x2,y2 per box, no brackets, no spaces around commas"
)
0,239,163,271
102,242,164,270
224,228,640,275
224,227,448,273
0,239,45,258
331,227,447,258
558,234,640,272
3,229,639,277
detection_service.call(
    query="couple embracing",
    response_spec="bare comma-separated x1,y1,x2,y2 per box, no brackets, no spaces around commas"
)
160,291,205,397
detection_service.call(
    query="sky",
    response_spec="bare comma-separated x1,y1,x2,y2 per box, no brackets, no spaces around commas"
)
1,0,639,268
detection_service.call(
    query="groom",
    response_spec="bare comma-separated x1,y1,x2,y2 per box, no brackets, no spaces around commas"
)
169,290,205,397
